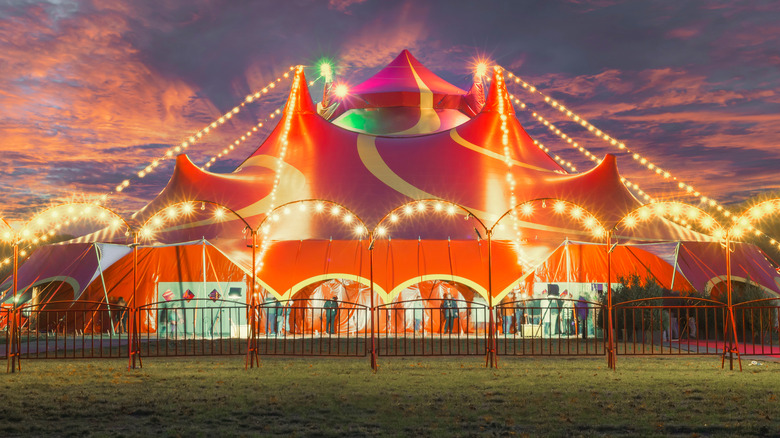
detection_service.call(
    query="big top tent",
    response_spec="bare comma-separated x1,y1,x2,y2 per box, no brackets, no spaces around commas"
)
2,50,779,335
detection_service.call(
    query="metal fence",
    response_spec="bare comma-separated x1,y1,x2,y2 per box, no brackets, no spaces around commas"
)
252,300,368,357
376,299,487,356
612,298,729,356
5,301,128,360
496,299,605,356
3,299,780,369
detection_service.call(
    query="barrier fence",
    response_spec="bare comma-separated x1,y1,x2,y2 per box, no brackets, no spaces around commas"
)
376,299,488,356
253,301,368,357
2,299,779,368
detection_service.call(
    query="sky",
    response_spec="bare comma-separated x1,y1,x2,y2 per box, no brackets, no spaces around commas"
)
1,0,779,222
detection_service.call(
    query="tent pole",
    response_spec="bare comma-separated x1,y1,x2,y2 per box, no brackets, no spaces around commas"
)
94,243,115,336
721,232,742,371
606,230,616,370
486,230,497,368
670,242,680,291
202,239,207,298
247,230,258,369
8,242,20,373
369,239,377,372
129,233,140,369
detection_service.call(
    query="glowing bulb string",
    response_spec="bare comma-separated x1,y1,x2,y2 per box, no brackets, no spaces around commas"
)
114,66,297,193
505,85,780,249
503,70,780,250
509,94,655,202
254,66,305,279
1,203,131,266
492,67,533,270
501,68,734,218
200,78,321,169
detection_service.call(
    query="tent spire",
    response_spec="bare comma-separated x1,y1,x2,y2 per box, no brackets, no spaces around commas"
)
283,66,317,115
481,67,515,116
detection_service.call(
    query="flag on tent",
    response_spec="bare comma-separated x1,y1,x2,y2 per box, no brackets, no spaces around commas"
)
183,289,195,302
209,289,221,301
162,289,174,301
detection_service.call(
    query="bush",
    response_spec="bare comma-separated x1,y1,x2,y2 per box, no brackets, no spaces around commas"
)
719,281,780,342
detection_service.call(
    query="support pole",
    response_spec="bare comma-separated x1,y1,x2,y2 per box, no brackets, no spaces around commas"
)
721,233,742,371
369,240,377,372
606,230,616,370
129,233,141,369
486,230,497,368
247,230,259,369
8,242,20,373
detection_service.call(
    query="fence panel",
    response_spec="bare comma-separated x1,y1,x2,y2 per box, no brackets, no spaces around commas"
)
613,300,727,356
135,299,248,357
733,303,780,357
0,306,8,360
496,299,605,356
252,300,368,357
10,301,128,359
376,299,487,356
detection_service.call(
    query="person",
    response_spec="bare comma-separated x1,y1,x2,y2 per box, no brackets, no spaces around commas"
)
514,291,526,337
470,295,488,335
324,296,339,335
662,309,670,341
500,292,514,336
116,297,128,334
687,313,697,339
279,299,293,335
575,295,589,339
264,295,281,336
411,292,424,334
560,290,573,335
441,293,458,334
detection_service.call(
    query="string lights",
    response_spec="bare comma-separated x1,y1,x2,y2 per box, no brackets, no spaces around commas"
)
114,66,297,193
502,68,732,217
255,66,305,275
509,94,654,202
201,79,320,169
492,67,530,267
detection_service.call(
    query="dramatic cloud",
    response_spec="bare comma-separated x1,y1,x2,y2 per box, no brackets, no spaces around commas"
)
0,0,778,221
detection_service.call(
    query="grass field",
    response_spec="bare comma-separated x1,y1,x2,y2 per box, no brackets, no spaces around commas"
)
0,355,778,436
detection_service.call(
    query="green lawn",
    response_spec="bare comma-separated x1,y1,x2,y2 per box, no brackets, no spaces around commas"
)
1,356,778,436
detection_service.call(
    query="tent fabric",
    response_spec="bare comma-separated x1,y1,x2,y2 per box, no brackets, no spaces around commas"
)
9,49,780,321
329,50,470,118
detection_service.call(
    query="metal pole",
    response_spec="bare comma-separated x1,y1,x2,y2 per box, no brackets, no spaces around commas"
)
606,230,615,370
247,230,258,369
369,240,377,371
722,232,742,371
129,233,140,369
486,230,497,368
8,242,19,373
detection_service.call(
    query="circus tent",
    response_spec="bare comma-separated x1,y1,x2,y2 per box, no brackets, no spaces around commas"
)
3,50,779,333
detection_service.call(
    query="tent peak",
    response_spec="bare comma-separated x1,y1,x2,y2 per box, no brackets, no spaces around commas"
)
481,67,515,116
283,66,316,115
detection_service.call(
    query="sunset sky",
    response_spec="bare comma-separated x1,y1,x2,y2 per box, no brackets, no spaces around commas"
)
1,0,779,221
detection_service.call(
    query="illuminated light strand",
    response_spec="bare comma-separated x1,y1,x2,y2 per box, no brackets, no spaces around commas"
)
620,202,725,240
502,69,732,217
1,203,131,265
730,199,780,248
114,66,297,193
493,67,533,270
201,78,321,169
255,66,305,275
505,69,780,249
510,95,652,202
518,200,607,239
506,95,577,173
376,200,492,239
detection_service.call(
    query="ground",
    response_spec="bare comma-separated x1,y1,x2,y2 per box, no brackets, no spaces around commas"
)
0,355,778,437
